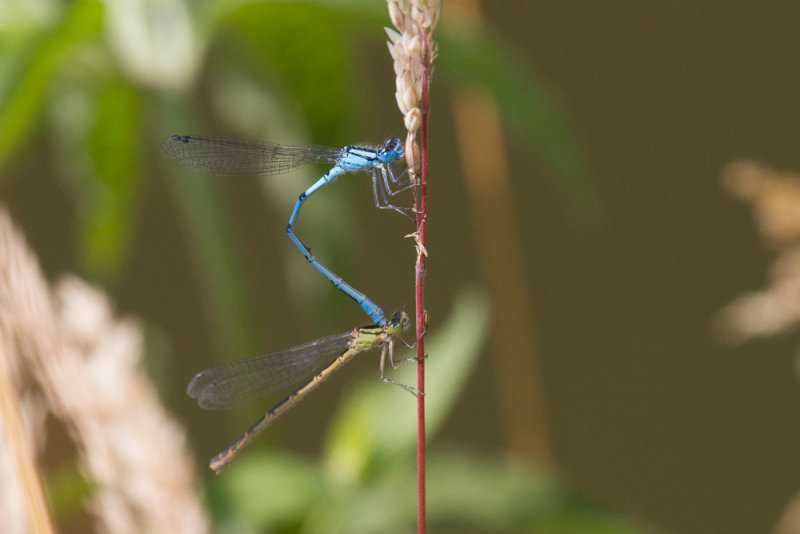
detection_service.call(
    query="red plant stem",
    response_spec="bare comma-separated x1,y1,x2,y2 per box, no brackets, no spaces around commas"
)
415,31,430,534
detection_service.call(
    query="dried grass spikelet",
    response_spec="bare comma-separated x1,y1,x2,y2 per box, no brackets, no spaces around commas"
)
717,161,800,346
385,0,440,171
0,206,209,534
54,277,209,534
723,160,800,248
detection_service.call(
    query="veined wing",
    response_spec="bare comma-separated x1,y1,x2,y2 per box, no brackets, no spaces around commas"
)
187,331,354,410
160,135,342,175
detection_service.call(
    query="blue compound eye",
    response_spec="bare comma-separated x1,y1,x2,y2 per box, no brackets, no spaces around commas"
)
380,137,404,160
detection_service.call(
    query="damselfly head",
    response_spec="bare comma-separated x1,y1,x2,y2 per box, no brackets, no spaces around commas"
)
378,137,404,162
390,310,411,331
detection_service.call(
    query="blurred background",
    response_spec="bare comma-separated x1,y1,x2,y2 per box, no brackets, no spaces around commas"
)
3,1,800,533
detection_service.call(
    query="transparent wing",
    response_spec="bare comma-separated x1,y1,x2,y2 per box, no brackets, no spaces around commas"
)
160,135,342,175
187,331,353,410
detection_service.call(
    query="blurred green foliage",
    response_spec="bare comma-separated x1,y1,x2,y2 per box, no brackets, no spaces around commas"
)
0,1,635,532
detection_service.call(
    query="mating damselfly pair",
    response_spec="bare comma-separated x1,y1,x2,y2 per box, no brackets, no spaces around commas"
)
161,134,420,470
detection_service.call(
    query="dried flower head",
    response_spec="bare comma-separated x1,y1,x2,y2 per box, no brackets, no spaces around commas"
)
718,162,800,351
0,207,209,534
386,0,440,171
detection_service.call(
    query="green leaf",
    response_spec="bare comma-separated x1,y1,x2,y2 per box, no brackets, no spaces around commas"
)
216,3,353,141
208,450,325,529
0,1,102,170
46,462,93,523
81,80,141,278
